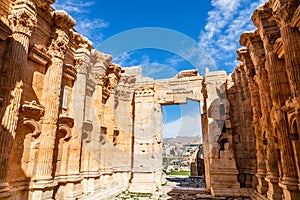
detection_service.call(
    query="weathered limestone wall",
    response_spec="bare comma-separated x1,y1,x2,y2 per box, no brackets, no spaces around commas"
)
232,0,300,199
3,0,300,199
0,1,128,199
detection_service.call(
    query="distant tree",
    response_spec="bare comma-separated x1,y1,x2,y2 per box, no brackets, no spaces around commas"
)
170,148,175,155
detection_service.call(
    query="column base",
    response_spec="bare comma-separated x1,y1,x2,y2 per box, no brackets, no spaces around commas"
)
29,181,57,200
279,179,300,200
256,173,268,194
265,176,282,200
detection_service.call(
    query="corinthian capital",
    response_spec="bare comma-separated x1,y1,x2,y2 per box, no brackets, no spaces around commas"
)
8,1,37,36
47,29,69,59
271,0,300,24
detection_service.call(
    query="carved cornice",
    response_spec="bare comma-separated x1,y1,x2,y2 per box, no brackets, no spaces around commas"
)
53,10,76,30
32,0,56,10
135,86,154,97
20,100,45,120
29,44,51,66
176,69,198,78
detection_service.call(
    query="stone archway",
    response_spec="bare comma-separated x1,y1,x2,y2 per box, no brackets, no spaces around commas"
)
114,66,239,195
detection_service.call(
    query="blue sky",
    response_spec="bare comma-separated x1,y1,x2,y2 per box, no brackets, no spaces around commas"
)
53,0,266,138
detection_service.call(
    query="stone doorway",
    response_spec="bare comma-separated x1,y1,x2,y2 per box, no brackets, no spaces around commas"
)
161,100,203,177
115,66,241,196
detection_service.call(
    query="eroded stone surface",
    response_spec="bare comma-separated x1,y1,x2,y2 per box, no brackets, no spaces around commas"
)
1,0,300,200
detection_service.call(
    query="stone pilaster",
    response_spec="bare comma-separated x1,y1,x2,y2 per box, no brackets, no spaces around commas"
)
252,4,294,199
240,30,282,198
68,33,92,181
0,0,37,197
237,48,268,194
32,10,75,197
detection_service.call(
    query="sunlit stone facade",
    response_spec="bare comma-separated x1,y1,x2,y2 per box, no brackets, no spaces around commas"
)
1,0,300,199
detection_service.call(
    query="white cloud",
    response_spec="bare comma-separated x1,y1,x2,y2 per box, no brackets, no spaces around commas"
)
199,0,266,71
53,0,95,14
113,52,135,67
162,112,201,139
113,53,178,79
53,0,109,45
75,17,108,41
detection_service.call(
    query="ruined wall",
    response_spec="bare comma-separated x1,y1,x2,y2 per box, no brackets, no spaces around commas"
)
3,0,300,199
231,0,300,199
0,1,129,199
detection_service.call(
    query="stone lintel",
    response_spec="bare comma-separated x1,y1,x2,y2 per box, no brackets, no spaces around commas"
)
176,69,199,78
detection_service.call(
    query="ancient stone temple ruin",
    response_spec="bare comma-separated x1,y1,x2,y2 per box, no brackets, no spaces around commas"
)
1,0,300,199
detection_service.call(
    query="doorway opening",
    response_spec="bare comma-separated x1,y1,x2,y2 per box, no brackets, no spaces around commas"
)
161,100,205,189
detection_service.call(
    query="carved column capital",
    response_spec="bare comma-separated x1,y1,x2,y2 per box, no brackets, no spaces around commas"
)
271,0,300,25
74,32,92,51
252,2,273,28
74,58,88,74
92,73,106,86
47,29,69,59
8,1,37,37
74,33,92,74
46,11,75,59
240,30,260,48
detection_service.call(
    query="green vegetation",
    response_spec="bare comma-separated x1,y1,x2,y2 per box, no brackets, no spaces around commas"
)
166,171,190,176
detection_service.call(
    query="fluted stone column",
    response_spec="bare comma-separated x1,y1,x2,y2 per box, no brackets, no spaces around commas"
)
252,4,295,199
240,31,282,197
271,1,300,198
237,48,268,194
240,65,256,188
32,11,75,195
0,1,36,197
